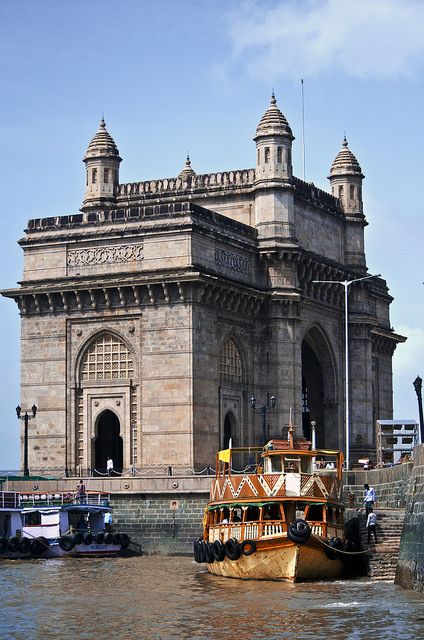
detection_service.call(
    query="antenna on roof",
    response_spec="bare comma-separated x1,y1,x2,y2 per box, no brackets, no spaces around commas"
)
301,79,306,181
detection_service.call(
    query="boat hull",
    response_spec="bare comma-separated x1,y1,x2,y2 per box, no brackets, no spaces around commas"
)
0,542,122,560
207,537,343,582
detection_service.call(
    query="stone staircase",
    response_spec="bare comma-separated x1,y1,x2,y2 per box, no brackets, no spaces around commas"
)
359,508,406,580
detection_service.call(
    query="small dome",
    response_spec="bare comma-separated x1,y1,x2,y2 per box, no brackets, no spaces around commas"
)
84,118,121,161
178,154,196,178
255,92,293,139
329,137,363,177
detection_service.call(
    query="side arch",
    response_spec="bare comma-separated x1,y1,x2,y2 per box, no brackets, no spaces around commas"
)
219,334,247,448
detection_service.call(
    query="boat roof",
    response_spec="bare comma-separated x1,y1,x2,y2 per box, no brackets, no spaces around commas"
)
22,504,110,514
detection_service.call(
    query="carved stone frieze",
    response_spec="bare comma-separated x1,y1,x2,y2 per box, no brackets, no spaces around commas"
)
215,248,251,276
67,243,144,267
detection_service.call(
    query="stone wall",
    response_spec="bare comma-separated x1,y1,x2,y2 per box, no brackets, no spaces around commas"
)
110,492,208,555
343,462,413,508
395,445,424,591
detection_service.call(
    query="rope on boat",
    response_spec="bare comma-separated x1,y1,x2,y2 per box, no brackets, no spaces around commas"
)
310,533,369,555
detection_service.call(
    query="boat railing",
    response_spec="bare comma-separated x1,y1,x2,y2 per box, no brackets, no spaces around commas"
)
16,491,110,508
208,520,288,543
0,491,20,509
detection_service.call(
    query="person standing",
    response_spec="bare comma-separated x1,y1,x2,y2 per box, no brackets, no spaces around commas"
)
77,480,86,504
366,508,378,544
107,457,114,476
363,483,376,516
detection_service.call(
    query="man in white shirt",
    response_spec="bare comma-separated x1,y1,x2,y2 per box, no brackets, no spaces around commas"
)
366,508,378,544
107,457,114,476
363,483,376,516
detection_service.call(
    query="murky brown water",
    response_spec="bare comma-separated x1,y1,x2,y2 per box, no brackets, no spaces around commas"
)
0,556,423,639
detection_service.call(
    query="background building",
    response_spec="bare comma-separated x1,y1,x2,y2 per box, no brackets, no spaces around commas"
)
2,96,405,475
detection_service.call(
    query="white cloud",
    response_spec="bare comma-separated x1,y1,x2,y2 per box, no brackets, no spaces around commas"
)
222,0,424,81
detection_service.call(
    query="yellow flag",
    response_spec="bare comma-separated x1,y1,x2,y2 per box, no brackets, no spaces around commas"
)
218,449,231,463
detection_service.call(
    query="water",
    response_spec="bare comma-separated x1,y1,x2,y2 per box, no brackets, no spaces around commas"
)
1,557,423,639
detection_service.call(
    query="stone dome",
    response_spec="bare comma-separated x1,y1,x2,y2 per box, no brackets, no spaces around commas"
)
255,93,293,139
84,118,121,161
329,137,363,177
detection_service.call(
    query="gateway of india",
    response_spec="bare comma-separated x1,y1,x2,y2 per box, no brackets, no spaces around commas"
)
2,94,404,476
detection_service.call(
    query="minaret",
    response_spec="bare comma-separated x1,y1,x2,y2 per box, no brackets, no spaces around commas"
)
254,93,296,244
328,136,364,216
81,118,122,210
328,137,366,267
254,92,294,183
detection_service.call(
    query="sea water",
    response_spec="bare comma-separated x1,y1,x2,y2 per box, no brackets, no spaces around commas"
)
0,556,423,639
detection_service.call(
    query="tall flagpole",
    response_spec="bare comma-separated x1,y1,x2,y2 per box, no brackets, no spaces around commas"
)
301,79,305,181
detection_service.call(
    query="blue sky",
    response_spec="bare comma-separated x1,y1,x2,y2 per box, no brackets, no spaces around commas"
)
0,0,423,469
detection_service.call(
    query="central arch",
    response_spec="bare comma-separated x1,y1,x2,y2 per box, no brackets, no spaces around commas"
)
301,326,339,449
94,410,123,474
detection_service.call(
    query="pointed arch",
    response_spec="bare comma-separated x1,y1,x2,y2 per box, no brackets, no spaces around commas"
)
301,324,340,449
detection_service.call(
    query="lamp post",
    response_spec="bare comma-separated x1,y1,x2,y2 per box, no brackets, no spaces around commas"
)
413,376,424,444
250,394,276,445
312,273,381,471
15,404,37,477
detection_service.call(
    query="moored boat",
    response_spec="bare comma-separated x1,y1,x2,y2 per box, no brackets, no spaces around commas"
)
194,427,357,582
0,490,132,559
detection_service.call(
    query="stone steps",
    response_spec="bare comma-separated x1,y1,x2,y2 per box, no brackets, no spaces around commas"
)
357,508,405,581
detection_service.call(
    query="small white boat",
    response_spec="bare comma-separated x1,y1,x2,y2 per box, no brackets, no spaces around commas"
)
0,490,131,559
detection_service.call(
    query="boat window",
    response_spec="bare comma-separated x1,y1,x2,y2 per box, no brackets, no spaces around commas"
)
23,511,41,526
245,506,260,522
231,508,242,522
327,506,333,523
284,458,300,473
305,504,323,521
263,504,280,521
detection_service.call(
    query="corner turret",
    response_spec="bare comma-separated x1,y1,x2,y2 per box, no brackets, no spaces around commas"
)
328,137,364,216
254,92,294,183
81,118,122,211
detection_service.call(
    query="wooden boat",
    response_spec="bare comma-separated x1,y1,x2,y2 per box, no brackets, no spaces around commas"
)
194,427,351,582
0,490,132,558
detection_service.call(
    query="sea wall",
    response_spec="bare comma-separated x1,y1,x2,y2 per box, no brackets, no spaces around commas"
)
343,462,413,508
395,446,424,591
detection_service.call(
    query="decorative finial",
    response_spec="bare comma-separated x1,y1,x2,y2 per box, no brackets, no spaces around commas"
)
271,89,276,105
343,134,348,147
100,115,106,129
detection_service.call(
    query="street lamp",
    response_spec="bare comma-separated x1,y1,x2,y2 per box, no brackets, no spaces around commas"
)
15,404,37,477
250,394,276,444
413,376,424,444
312,273,381,471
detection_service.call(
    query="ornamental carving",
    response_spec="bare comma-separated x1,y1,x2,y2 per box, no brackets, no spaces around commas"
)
215,248,250,275
68,244,144,267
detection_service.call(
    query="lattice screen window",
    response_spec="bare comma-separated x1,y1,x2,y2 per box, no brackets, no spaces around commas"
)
220,338,242,383
131,386,138,465
77,391,84,466
81,334,134,380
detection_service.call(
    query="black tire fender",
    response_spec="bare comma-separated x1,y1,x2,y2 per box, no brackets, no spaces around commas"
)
287,519,311,544
104,532,114,544
59,535,75,552
213,540,226,562
96,532,105,544
8,537,20,553
120,533,131,549
19,537,31,554
30,537,48,555
205,541,215,563
112,533,122,546
73,532,83,546
240,539,256,556
0,537,8,554
225,537,241,561
83,533,93,546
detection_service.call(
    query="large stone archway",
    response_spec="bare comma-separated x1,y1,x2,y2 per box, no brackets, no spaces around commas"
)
301,326,340,449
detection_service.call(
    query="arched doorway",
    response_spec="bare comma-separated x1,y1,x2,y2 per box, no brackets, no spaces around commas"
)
223,412,236,449
302,327,339,449
94,410,123,474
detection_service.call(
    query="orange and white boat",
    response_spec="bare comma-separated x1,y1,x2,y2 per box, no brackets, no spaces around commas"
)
194,427,350,582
